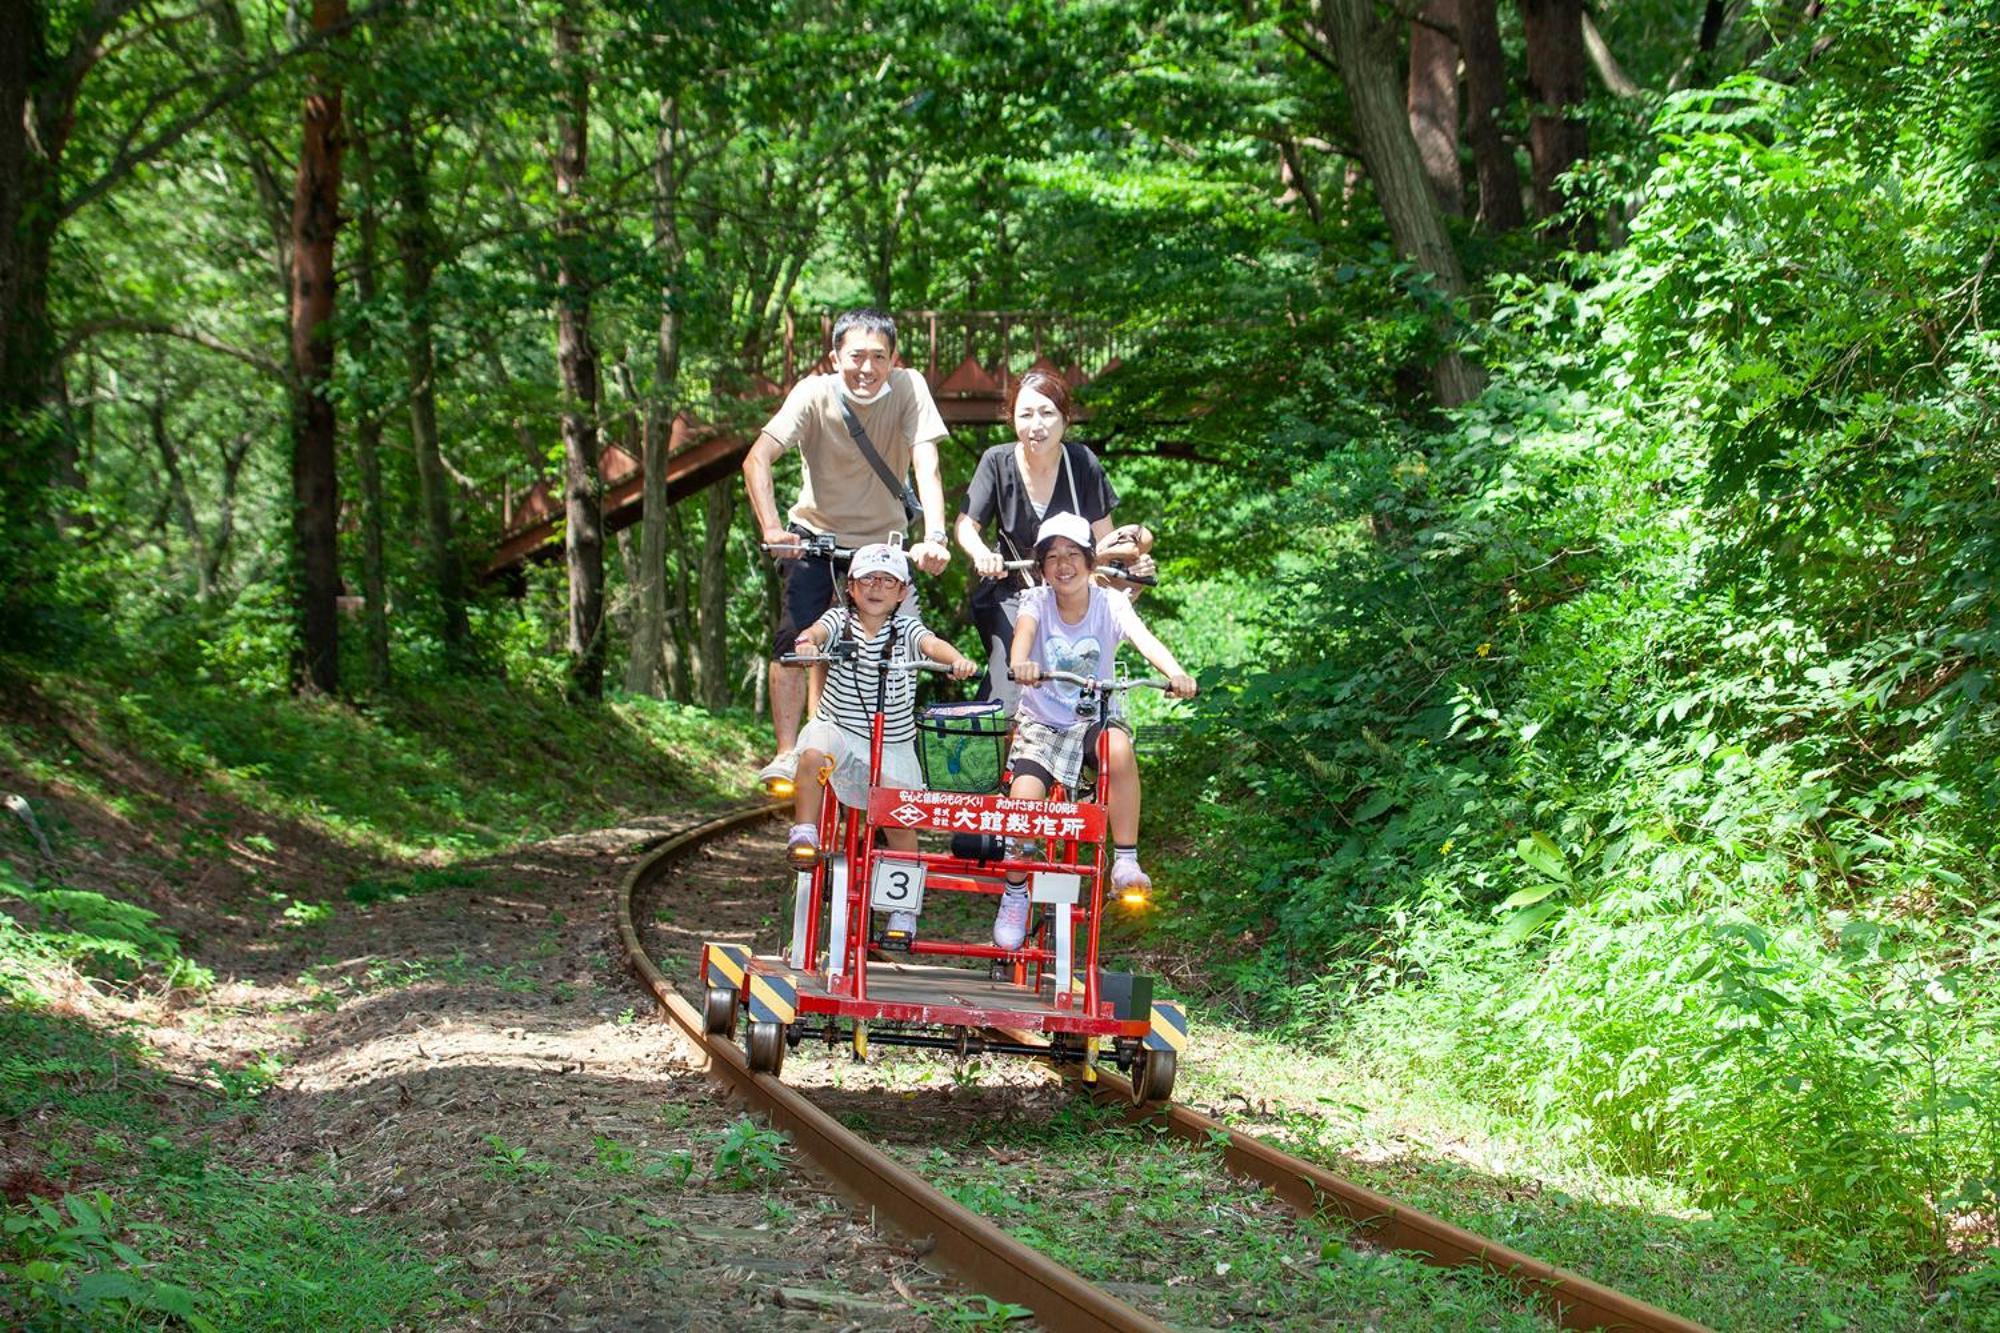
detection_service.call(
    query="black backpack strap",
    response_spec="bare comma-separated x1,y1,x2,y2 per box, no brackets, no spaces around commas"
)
837,397,923,524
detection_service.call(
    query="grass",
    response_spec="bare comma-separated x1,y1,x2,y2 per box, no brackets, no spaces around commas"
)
0,646,770,1331
2,650,764,858
1172,1010,2000,1332
0,1006,444,1331
912,1095,1547,1330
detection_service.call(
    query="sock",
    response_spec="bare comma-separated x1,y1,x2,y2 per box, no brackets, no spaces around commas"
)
789,822,817,842
1003,873,1027,897
1114,845,1139,869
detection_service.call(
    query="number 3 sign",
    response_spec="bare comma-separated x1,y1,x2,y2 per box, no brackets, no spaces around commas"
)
869,857,926,914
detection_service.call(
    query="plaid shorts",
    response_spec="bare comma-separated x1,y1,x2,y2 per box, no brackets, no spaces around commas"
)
1006,716,1129,792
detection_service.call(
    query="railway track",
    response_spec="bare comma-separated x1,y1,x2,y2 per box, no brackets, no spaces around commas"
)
617,804,1709,1333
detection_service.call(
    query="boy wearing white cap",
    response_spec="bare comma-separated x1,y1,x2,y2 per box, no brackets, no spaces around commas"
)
996,512,1197,949
786,543,977,942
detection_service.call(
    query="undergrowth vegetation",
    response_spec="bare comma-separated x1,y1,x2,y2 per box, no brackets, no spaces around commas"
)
1158,2,2000,1286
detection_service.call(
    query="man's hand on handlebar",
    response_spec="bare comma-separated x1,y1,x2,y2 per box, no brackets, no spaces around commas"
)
762,528,804,560
1167,673,1198,700
909,539,950,576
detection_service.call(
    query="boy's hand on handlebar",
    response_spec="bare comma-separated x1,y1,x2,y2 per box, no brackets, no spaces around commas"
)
790,638,818,659
1168,673,1197,700
763,528,803,559
949,656,978,681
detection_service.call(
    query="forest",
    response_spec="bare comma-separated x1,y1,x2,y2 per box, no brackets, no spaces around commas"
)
3,0,1998,1327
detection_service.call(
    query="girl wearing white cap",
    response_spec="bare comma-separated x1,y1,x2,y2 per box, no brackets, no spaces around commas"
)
786,542,977,941
995,512,1197,949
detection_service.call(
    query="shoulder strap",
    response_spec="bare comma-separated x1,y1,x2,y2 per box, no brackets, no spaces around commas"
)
1062,444,1081,514
837,397,922,520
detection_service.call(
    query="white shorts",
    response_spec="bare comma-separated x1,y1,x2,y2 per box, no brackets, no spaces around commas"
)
796,720,923,811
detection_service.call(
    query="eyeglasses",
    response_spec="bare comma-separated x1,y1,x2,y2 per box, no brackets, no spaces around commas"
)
852,573,904,589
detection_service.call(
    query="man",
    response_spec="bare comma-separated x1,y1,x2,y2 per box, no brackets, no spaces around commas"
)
742,308,953,791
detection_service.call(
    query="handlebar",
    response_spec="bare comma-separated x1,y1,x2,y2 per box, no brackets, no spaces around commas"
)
761,534,851,561
781,653,955,674
1007,669,1173,693
987,558,1158,588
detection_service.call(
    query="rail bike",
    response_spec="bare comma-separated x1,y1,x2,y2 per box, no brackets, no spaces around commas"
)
700,644,1187,1103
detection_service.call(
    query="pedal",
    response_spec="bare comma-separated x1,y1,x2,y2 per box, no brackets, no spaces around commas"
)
875,926,915,953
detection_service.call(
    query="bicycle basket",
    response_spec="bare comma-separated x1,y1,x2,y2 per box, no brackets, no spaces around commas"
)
916,701,1010,793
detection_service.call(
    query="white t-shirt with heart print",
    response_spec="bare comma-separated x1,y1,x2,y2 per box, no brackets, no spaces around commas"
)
1014,583,1146,731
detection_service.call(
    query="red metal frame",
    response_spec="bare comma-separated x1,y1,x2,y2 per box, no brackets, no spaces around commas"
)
758,673,1146,1042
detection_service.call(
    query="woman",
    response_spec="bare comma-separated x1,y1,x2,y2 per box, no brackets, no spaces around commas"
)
954,370,1154,714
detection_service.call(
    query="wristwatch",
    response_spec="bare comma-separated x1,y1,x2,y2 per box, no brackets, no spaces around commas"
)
924,530,946,547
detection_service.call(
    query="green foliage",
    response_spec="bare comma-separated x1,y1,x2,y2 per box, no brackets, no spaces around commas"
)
7,649,760,858
1154,0,2000,1272
0,857,212,996
0,1009,437,1331
709,1117,790,1189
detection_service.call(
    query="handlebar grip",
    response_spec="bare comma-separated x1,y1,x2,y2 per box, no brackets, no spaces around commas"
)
1100,563,1158,587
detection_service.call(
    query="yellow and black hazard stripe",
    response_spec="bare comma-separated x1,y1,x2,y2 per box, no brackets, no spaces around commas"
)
703,942,750,992
1145,1001,1187,1053
747,971,799,1025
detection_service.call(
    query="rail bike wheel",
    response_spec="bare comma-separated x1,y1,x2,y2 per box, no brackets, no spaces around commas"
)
1128,1045,1176,1105
703,985,739,1036
747,1020,787,1076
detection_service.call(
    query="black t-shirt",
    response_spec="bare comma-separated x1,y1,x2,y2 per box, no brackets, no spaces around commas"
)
959,442,1118,609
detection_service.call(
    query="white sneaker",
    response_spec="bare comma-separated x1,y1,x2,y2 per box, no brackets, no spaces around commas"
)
756,749,798,794
886,910,917,937
992,887,1031,950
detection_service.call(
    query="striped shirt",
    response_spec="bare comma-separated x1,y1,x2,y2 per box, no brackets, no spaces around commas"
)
811,608,936,744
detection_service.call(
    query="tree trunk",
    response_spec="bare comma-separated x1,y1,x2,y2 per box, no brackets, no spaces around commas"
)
554,0,604,701
696,484,733,710
386,111,471,667
1519,0,1593,245
1317,0,1484,406
288,0,348,696
663,501,693,701
1458,0,1525,233
351,120,392,689
0,5,63,605
1407,2,1463,217
624,95,682,698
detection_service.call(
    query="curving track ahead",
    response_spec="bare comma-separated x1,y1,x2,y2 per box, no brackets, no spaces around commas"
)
616,805,1710,1333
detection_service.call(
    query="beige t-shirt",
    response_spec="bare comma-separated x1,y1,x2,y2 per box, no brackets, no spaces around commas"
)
763,369,949,545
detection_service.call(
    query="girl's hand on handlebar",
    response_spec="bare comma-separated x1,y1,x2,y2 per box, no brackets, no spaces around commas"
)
973,550,1006,579
1167,673,1198,700
1009,662,1042,687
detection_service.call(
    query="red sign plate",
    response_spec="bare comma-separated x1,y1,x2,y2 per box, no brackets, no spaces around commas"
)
868,788,1106,843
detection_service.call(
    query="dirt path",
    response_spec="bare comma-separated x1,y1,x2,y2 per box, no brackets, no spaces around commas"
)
100,811,972,1330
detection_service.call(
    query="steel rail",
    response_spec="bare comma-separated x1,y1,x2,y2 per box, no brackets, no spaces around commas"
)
1062,1063,1709,1333
620,808,1704,1333
615,805,1164,1333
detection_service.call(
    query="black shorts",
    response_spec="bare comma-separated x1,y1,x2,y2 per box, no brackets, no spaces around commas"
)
770,526,848,660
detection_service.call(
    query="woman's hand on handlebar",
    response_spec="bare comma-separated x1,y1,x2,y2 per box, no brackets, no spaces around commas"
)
972,550,1006,579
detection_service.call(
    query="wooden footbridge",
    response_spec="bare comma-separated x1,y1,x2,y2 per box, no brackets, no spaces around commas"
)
485,310,1127,576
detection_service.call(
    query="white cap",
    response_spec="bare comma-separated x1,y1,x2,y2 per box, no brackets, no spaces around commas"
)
848,543,911,583
1033,511,1094,552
